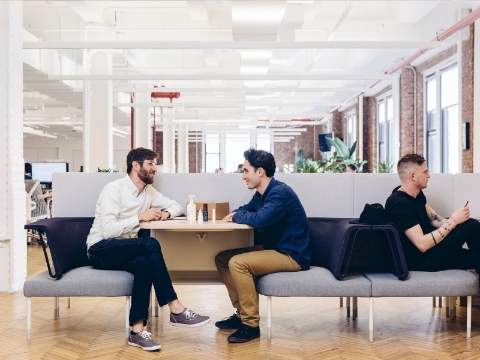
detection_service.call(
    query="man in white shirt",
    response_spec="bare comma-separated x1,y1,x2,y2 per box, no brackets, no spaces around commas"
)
86,147,210,351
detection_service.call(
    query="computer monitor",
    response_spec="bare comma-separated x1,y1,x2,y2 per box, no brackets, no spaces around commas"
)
31,162,69,187
318,133,334,152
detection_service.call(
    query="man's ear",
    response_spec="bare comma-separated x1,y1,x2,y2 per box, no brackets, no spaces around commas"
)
257,167,265,177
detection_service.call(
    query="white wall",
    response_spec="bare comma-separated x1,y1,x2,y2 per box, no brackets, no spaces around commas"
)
23,134,131,172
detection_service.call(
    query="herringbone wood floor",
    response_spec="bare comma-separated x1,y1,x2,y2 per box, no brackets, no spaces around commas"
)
2,246,480,359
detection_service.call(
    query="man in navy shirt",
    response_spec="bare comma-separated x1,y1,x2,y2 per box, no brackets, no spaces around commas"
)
215,148,310,343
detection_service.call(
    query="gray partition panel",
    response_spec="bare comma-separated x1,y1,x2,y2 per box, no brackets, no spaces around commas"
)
52,173,125,217
423,173,454,217
152,173,252,212
353,173,399,217
276,173,354,218
454,173,480,219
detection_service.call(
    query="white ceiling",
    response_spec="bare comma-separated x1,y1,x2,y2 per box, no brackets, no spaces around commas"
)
21,0,480,140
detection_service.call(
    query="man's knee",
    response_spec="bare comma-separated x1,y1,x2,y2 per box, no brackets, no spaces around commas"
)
215,249,234,268
130,255,149,271
228,254,249,274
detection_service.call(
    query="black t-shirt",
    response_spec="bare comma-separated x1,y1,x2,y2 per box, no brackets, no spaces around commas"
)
385,186,436,268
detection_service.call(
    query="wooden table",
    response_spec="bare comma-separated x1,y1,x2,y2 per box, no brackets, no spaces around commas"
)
141,219,253,284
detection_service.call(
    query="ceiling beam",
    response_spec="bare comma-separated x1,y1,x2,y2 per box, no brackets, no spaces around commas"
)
23,41,443,50
113,86,369,93
47,74,389,81
115,102,344,107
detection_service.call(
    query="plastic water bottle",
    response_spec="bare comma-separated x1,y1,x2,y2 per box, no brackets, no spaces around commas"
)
187,195,196,223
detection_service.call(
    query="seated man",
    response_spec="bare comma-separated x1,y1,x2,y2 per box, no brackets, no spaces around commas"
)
385,154,480,274
215,148,311,343
86,147,210,352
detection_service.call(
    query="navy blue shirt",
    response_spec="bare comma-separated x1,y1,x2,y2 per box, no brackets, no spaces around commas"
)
232,178,311,270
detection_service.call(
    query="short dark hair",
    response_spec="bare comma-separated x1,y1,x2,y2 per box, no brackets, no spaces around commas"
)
126,147,158,173
347,163,358,172
243,148,276,177
25,162,32,174
237,164,243,169
397,153,426,174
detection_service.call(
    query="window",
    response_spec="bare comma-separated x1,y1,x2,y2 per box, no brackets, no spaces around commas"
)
256,134,271,151
205,134,220,173
225,134,251,173
425,63,459,173
377,95,393,166
345,112,356,149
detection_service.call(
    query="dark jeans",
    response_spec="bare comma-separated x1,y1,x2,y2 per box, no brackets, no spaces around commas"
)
412,219,480,273
88,237,178,326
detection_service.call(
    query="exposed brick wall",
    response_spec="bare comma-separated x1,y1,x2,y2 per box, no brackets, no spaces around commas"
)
189,132,203,173
331,110,344,142
462,24,474,173
273,125,327,169
399,67,421,156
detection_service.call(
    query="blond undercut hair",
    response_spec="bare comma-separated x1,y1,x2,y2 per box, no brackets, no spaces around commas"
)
397,154,426,180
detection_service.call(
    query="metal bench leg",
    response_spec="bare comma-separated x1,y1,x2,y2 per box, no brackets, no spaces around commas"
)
126,296,131,339
369,297,373,341
267,296,272,339
439,296,442,307
353,297,358,319
68,297,72,308
432,297,436,307
340,297,343,307
446,297,450,317
346,297,351,317
467,296,472,338
27,297,32,341
452,297,456,318
54,297,60,319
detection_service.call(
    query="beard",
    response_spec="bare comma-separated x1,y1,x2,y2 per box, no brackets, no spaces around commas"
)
138,167,154,185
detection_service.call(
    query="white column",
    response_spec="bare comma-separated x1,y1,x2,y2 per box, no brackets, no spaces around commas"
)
358,94,363,159
392,72,401,171
135,85,152,149
162,107,175,173
177,124,189,173
0,1,26,292
88,52,113,171
474,16,480,172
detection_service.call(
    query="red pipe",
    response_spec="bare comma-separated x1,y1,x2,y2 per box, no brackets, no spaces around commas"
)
386,7,480,75
328,7,480,115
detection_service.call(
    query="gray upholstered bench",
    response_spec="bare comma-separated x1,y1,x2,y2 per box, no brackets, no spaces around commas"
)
363,270,479,339
255,267,372,339
24,266,133,340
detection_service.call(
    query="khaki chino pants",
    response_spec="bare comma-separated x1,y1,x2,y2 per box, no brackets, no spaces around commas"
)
215,246,301,327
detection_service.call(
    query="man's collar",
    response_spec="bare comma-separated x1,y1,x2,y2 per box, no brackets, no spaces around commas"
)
259,177,276,198
124,174,147,195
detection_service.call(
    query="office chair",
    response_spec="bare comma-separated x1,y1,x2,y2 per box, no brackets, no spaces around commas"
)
25,180,50,245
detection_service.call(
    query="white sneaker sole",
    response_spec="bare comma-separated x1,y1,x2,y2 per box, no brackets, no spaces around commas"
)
128,341,161,351
170,318,211,327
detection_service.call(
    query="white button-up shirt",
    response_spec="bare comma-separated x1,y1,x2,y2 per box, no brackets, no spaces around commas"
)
86,175,184,249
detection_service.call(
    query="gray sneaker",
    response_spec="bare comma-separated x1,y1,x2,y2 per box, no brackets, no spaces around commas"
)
127,330,161,351
170,308,211,327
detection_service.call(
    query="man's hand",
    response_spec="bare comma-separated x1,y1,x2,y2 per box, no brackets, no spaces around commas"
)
138,208,163,222
451,206,470,226
223,212,236,222
159,211,170,221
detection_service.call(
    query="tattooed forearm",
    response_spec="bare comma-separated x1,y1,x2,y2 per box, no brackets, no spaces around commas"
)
429,211,445,222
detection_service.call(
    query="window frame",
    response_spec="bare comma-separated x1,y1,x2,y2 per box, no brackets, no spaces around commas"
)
422,56,460,174
376,91,394,167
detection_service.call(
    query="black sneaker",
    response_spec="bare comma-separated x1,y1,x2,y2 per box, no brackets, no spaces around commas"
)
227,324,260,343
215,313,242,330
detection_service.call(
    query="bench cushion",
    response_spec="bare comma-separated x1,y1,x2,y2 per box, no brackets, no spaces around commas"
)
364,270,479,297
24,267,134,297
255,267,372,297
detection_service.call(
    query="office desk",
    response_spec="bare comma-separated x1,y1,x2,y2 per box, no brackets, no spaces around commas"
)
141,220,253,284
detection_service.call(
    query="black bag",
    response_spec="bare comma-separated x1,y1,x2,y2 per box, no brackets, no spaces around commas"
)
349,203,389,225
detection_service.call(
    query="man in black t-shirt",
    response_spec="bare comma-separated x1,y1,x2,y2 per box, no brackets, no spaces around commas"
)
385,154,480,273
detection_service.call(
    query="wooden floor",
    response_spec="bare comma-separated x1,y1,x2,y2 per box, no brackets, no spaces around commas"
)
2,247,480,360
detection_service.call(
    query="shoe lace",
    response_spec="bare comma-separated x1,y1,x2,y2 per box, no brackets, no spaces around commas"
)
138,331,153,339
183,308,198,320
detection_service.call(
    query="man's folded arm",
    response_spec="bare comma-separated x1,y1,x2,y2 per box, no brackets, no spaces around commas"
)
151,191,184,218
232,191,285,228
